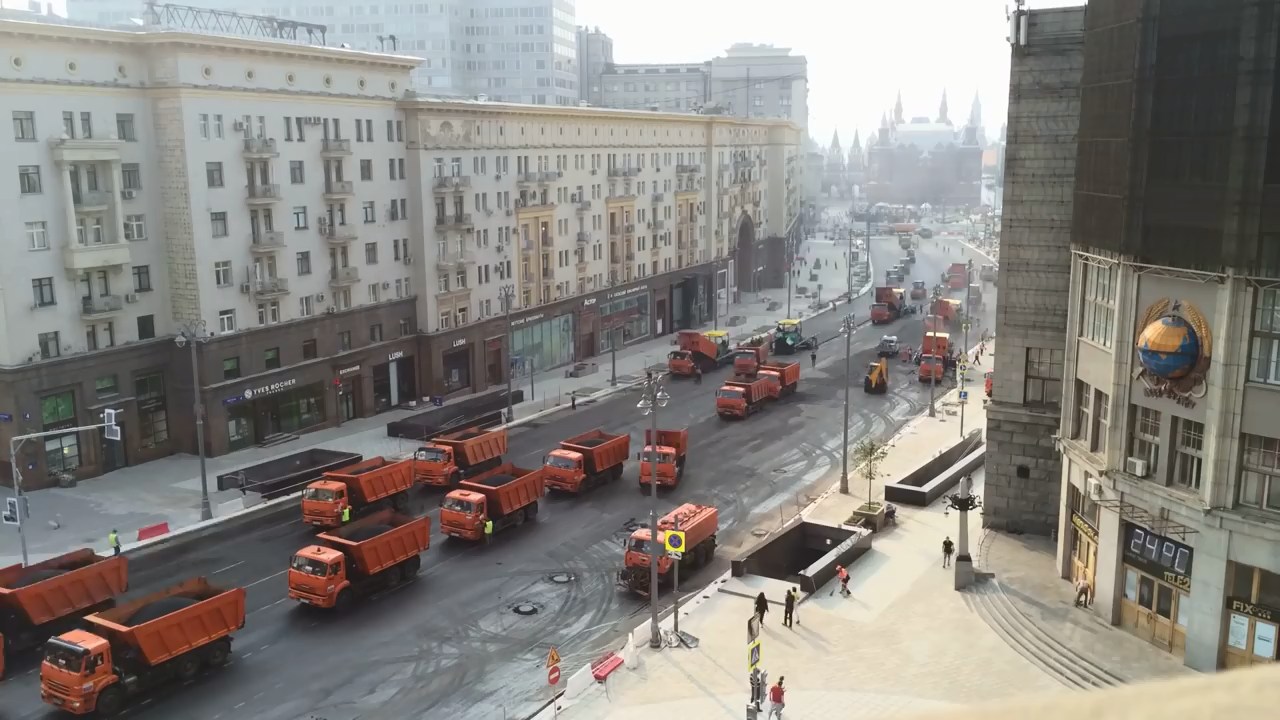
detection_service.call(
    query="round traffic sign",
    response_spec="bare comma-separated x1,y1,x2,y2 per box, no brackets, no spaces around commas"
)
548,665,561,685
668,533,684,551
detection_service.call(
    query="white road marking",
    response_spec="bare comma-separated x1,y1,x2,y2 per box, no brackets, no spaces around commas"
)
211,561,244,575
245,570,286,588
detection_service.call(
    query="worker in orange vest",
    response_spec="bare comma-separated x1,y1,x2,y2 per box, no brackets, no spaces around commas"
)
836,565,850,597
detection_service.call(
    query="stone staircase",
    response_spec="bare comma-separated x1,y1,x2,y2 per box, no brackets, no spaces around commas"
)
964,579,1126,690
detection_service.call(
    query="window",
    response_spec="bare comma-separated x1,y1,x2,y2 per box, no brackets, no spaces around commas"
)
38,331,60,359
19,165,42,194
218,309,236,333
302,339,318,360
1128,406,1162,475
32,277,56,307
438,310,451,330
363,201,376,223
124,214,146,241
1073,380,1092,442
45,433,81,474
1023,348,1063,407
95,375,119,398
386,119,394,141
206,162,224,188
137,314,155,340
339,330,352,351
360,159,372,180
13,110,35,140
388,158,397,180
121,163,141,190
63,111,76,137
214,261,232,287
213,114,224,139
396,120,404,142
397,158,405,179
210,212,228,237
370,323,383,342
364,242,378,264
456,306,469,325
299,295,314,316
290,161,305,184
132,265,152,292
296,251,312,275
1171,418,1204,491
198,113,209,139
1239,433,1280,512
80,111,92,138
222,357,241,380
293,206,309,229
399,318,411,337
136,372,168,447
264,347,281,370
115,113,136,141
1091,389,1109,454
368,283,381,303
26,221,49,250
1081,263,1116,348
1250,288,1280,385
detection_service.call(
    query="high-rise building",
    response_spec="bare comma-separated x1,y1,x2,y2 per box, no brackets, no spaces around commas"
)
599,62,709,114
708,44,807,129
65,0,581,104
575,25,612,106
0,15,800,489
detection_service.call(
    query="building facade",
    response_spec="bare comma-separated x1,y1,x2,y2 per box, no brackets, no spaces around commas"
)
598,62,709,113
1049,0,1280,673
865,92,983,207
0,17,800,489
575,25,613,107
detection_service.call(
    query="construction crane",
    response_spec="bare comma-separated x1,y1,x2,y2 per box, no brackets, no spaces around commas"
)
144,2,328,45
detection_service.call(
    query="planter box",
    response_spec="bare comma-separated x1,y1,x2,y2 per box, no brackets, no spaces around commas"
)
849,501,886,532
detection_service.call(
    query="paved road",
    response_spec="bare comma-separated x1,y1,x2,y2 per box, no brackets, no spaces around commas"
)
0,236,996,720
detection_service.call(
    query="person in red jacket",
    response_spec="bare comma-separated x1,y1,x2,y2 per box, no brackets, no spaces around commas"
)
768,676,786,718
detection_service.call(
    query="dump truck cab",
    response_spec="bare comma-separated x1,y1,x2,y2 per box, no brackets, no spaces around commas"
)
910,280,928,300
542,447,585,487
413,444,455,479
666,349,694,375
715,384,747,416
919,354,946,382
441,488,488,533
300,479,349,523
40,630,112,713
639,445,678,486
287,546,346,606
623,529,673,576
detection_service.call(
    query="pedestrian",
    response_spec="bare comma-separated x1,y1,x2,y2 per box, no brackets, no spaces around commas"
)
783,588,795,628
768,676,786,719
837,564,851,597
1075,577,1092,608
108,528,121,556
694,365,702,385
792,587,801,625
484,518,494,545
809,350,817,369
754,591,769,626
942,536,955,568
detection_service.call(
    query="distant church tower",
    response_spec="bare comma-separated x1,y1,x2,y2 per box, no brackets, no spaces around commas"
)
938,89,950,125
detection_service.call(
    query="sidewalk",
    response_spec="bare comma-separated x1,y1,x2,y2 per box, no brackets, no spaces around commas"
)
0,232,866,567
543,346,1193,720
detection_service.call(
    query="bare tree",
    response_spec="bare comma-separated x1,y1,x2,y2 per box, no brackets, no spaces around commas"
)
852,439,890,505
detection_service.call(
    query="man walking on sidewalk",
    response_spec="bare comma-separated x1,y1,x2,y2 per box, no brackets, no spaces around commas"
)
942,536,955,568
768,676,786,719
754,591,770,626
810,350,817,369
782,588,795,628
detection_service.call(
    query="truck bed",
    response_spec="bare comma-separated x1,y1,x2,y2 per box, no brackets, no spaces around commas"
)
0,549,128,627
323,457,415,504
435,427,508,467
760,361,801,388
316,510,430,576
459,464,544,517
644,429,688,457
85,578,245,667
560,430,630,475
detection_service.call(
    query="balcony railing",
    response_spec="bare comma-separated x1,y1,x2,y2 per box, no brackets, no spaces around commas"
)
435,248,475,269
576,200,592,213
329,267,359,285
73,190,112,209
436,213,473,228
653,220,665,231
608,167,640,178
249,231,286,252
677,164,700,174
518,171,540,184
242,138,278,156
433,175,471,191
651,193,664,203
321,138,352,155
246,184,281,201
321,225,358,244
323,180,354,197
81,295,123,317
577,231,589,245
252,277,289,296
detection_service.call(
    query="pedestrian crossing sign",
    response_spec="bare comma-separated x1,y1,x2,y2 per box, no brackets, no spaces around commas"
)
664,530,686,554
747,639,762,671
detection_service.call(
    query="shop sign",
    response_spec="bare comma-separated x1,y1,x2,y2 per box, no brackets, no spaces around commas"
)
451,338,467,348
1070,511,1098,544
1123,522,1193,590
582,297,597,307
239,378,297,401
338,365,361,376
607,284,649,301
511,312,546,328
1228,597,1279,623
388,350,405,361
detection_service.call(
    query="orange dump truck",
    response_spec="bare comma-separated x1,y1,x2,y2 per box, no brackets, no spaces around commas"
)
618,503,718,597
440,464,544,541
543,429,630,492
870,286,906,324
667,330,731,376
716,377,771,419
301,456,414,528
922,331,951,358
759,361,801,398
909,280,928,300
0,549,129,671
40,578,245,715
919,354,946,383
413,425,508,487
732,334,771,376
288,509,429,610
948,262,969,290
638,428,689,489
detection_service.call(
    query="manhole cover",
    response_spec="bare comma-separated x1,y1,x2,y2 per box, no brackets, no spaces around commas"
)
751,529,769,538
511,602,540,616
548,572,574,584
772,468,787,474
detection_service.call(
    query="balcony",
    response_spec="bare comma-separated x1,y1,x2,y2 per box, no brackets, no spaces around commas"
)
577,231,589,245
50,137,122,164
321,225,358,246
608,167,640,178
80,294,123,319
653,219,666,231
252,277,290,297
651,193,665,203
733,160,753,171
328,266,359,287
541,267,554,280
623,223,635,235
517,171,540,185
539,171,561,183
435,248,475,270
73,190,112,212
242,138,278,157
246,183,281,204
435,213,473,230
63,241,131,271
677,164,700,175
625,249,635,261
433,175,471,192
249,231,286,254
320,138,352,156
323,181,354,199
576,200,592,213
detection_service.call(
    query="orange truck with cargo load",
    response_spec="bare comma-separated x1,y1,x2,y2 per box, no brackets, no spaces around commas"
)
413,425,508,487
40,578,245,716
440,464,544,541
910,280,928,300
543,429,631,492
948,262,969,290
922,331,951,358
638,428,688,489
618,503,718,597
919,354,946,383
870,287,906,324
758,361,800,399
667,330,731,376
716,377,771,419
301,456,414,528
0,549,129,676
288,509,429,610
732,334,771,376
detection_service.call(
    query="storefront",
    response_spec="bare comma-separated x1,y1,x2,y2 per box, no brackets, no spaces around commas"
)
599,285,651,351
372,349,418,410
439,339,471,396
511,311,576,374
222,378,327,452
1119,522,1193,657
1222,563,1280,669
1067,484,1100,589
334,362,362,423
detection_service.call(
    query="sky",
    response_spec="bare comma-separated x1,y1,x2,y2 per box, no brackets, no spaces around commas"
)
579,0,1080,147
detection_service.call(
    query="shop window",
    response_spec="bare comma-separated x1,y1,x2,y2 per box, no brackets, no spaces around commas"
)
264,347,280,370
94,375,118,399
1069,482,1100,528
41,391,75,426
1128,405,1162,475
1239,433,1280,512
1225,563,1280,666
302,339,318,360
1171,417,1204,491
223,357,241,381
135,372,168,448
45,433,81,474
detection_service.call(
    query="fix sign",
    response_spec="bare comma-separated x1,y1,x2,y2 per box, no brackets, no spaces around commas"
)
545,645,562,668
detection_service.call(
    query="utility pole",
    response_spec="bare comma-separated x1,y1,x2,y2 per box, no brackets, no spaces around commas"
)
961,259,973,436
839,315,854,494
637,374,669,649
501,285,515,422
175,321,212,521
928,290,938,418
785,256,792,319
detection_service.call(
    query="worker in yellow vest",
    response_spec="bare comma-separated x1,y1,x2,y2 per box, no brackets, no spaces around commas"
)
341,506,351,524
484,519,494,544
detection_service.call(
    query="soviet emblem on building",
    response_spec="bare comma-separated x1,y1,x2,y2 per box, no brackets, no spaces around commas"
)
1134,298,1212,408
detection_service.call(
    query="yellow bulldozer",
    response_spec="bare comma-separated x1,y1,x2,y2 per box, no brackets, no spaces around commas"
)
864,357,889,394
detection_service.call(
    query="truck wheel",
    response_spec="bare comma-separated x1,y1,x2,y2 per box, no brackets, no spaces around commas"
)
335,589,354,612
527,501,539,518
450,470,462,487
95,686,126,716
176,653,200,682
404,555,422,576
207,639,231,667
392,492,409,511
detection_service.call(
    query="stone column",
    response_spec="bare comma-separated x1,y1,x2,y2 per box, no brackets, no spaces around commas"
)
109,160,125,244
59,163,79,247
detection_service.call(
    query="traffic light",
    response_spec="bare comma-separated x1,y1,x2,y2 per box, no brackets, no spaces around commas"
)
3,497,19,526
103,408,121,441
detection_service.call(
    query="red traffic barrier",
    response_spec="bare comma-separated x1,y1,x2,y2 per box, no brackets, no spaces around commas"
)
136,522,170,541
590,651,623,682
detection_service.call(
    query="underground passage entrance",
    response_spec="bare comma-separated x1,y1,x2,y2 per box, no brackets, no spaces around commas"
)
732,520,873,593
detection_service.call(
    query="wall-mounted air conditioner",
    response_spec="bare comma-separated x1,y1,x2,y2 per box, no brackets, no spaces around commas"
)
314,292,326,301
1124,457,1148,479
124,293,138,303
239,283,251,294
381,281,391,289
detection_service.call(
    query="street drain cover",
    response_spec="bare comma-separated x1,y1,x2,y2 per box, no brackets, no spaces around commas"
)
751,529,770,538
772,468,788,474
511,602,542,616
548,572,574,584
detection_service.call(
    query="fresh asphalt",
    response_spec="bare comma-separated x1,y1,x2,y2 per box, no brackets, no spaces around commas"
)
0,235,996,720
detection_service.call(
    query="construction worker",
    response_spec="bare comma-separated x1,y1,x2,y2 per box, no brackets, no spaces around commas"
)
341,505,351,524
108,528,121,556
484,519,494,544
694,365,703,385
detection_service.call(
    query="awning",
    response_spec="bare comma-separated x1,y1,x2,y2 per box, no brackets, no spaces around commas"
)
1096,499,1199,541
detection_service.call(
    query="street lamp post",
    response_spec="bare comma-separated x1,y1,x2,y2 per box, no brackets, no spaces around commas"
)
927,289,940,418
961,260,974,436
500,285,516,422
175,321,212,522
839,314,855,494
637,372,670,649
944,474,982,590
